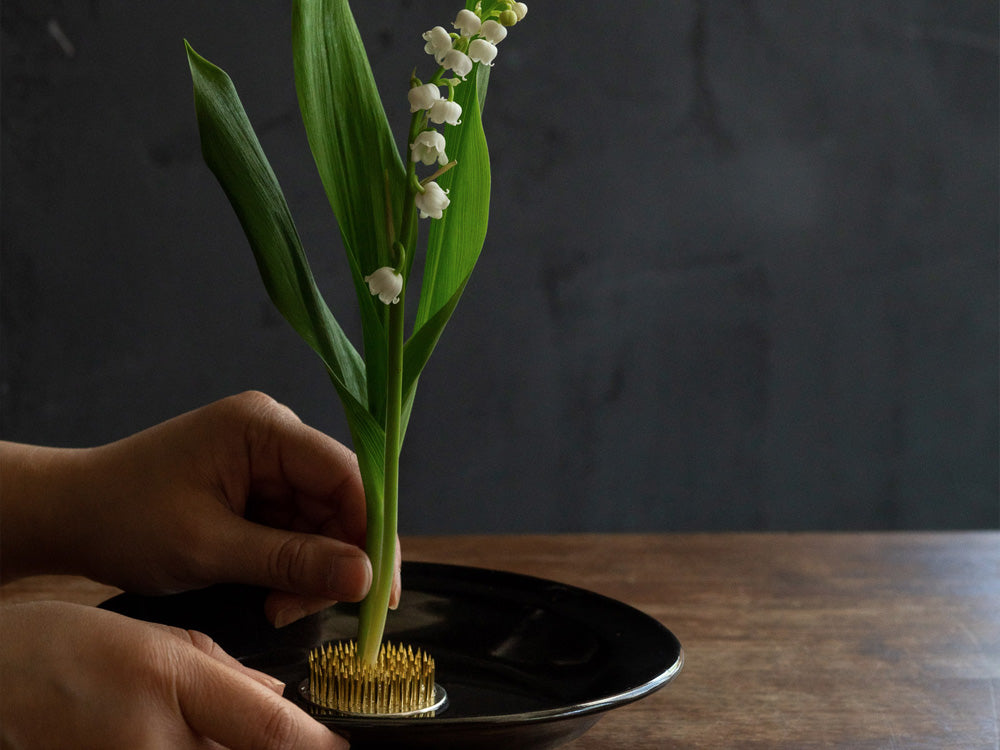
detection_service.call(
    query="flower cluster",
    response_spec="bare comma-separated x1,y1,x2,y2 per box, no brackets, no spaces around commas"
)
367,2,527,306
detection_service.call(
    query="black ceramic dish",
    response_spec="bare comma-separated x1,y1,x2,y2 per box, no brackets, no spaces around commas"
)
101,562,683,750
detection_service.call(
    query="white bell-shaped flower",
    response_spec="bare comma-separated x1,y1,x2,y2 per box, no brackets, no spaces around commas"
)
415,181,450,219
410,130,448,166
422,25,452,63
512,2,528,20
407,83,442,113
428,99,462,126
442,48,473,79
363,267,403,305
480,19,508,44
453,9,481,37
468,39,497,66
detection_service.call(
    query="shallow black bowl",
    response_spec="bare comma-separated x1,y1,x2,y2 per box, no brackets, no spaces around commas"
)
102,562,683,749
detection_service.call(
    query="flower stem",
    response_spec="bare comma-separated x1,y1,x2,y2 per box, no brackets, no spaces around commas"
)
355,110,426,665
358,282,405,666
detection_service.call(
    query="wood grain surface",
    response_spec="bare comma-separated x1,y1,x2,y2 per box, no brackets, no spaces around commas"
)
3,532,998,748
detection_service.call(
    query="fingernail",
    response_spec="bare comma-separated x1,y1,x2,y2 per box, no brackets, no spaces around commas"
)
389,570,401,610
273,605,307,629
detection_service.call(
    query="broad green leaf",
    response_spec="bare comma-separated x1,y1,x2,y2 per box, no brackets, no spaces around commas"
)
401,277,468,435
337,376,385,503
293,0,409,423
185,41,367,409
414,64,491,331
404,62,490,424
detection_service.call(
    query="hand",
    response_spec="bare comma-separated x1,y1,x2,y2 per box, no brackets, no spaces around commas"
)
0,600,348,749
0,391,400,626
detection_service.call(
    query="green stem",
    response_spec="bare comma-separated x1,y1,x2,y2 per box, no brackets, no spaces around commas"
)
357,285,405,666
400,111,423,281
357,146,415,665
355,108,428,665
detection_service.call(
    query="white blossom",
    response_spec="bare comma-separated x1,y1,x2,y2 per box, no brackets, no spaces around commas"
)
480,19,508,45
468,38,497,66
407,83,442,113
441,48,473,79
415,181,450,219
512,2,528,20
453,9,481,37
363,267,403,305
428,99,462,126
410,130,448,166
422,25,452,63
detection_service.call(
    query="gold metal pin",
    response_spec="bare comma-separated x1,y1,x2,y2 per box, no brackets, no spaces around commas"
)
300,641,447,717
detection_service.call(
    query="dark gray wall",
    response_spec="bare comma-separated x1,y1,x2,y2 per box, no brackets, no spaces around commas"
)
3,1,997,532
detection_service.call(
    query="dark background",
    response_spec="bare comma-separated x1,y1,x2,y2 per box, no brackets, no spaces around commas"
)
3,1,997,532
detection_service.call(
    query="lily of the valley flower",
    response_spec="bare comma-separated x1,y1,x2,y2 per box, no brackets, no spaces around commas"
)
415,181,450,219
363,267,403,305
407,83,442,113
468,38,497,66
442,48,473,79
407,3,527,224
422,25,452,63
410,130,448,166
480,19,508,45
453,9,481,37
428,98,462,126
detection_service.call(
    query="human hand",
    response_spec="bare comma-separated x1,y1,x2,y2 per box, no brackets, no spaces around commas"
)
0,600,348,749
0,391,399,626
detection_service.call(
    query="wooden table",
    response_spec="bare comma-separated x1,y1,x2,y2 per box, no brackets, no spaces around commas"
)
3,533,998,748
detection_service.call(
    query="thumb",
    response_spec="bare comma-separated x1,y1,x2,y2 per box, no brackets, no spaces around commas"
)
207,516,372,602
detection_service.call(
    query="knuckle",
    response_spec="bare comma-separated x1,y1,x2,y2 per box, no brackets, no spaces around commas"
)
217,391,296,435
182,628,217,655
232,389,279,412
258,701,302,749
239,390,298,424
268,536,313,590
235,391,302,456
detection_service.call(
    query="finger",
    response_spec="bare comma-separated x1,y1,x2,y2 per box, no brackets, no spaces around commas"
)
177,650,348,750
245,399,367,544
209,517,372,602
264,590,338,629
173,627,286,695
153,624,287,695
390,535,402,610
263,541,399,625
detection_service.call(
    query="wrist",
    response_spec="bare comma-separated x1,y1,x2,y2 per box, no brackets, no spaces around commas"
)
0,442,96,581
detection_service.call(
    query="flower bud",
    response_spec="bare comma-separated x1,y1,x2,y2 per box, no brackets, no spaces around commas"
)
428,99,462,126
363,267,403,304
512,2,528,20
453,9,481,37
498,9,517,26
410,130,448,166
480,20,508,45
468,39,498,66
407,83,442,113
415,181,450,219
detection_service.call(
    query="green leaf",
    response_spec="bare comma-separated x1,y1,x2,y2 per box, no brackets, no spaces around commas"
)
414,64,491,332
337,377,385,504
185,40,367,409
402,64,490,416
293,0,409,423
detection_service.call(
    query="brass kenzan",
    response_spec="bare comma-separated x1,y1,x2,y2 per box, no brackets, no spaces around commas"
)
307,641,437,716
